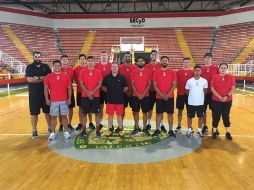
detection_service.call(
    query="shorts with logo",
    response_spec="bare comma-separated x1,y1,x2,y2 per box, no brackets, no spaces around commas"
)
187,105,204,118
50,101,69,116
81,97,100,114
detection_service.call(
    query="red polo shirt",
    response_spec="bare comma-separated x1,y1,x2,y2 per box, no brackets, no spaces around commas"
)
131,68,151,97
44,72,71,101
210,74,235,102
153,68,177,99
79,67,102,97
145,62,161,91
73,65,86,93
201,64,219,92
119,63,137,93
176,69,194,95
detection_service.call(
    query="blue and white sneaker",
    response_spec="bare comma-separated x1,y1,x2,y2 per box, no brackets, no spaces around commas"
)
48,132,56,141
64,131,71,139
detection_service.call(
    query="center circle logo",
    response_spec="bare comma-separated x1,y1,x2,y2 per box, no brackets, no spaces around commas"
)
48,120,202,164
74,126,168,149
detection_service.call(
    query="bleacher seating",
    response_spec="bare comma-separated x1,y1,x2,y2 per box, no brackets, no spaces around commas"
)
213,22,254,64
0,21,254,73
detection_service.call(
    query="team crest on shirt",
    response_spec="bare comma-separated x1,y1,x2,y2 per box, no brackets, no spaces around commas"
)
127,68,129,72
184,72,187,76
140,72,143,76
163,72,166,77
207,68,210,72
89,71,92,76
103,67,106,71
222,77,225,81
57,75,60,80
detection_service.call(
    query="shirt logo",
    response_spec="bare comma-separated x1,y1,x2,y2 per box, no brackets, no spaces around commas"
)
57,76,60,80
140,72,143,77
127,68,129,72
207,68,210,73
184,72,187,76
103,67,106,71
89,71,92,76
221,77,225,81
163,72,166,77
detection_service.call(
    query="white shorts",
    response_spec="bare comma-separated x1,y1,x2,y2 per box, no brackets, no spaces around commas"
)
50,101,69,116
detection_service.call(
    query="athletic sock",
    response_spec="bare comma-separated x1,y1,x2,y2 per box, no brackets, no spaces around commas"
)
160,121,164,126
147,119,151,125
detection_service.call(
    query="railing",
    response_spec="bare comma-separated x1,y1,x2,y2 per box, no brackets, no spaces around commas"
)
228,60,254,77
0,50,27,74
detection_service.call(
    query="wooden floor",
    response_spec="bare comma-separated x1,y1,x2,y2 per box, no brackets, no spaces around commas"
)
0,90,254,190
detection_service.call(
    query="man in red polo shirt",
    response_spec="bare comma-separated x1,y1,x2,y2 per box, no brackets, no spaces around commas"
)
44,60,72,140
153,56,177,138
73,54,94,131
175,57,194,133
118,51,136,131
201,53,219,135
59,55,75,132
79,56,103,137
95,51,112,129
131,56,151,136
144,50,161,131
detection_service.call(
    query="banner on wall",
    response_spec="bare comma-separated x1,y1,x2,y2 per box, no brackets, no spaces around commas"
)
130,18,145,27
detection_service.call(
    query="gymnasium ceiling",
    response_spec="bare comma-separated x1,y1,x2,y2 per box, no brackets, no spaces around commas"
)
0,0,253,14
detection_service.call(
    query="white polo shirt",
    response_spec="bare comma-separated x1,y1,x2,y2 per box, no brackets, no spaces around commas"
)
185,77,208,106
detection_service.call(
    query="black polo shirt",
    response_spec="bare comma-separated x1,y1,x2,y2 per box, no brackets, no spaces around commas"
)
102,73,127,104
25,62,51,96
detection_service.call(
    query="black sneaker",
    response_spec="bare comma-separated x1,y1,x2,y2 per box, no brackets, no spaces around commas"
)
146,124,151,131
152,129,161,137
32,131,38,139
79,131,87,138
202,125,208,134
99,123,104,130
160,125,167,133
96,130,101,137
68,124,75,131
226,132,233,140
212,132,217,140
211,128,220,135
59,125,63,132
131,127,141,135
76,123,82,130
174,125,182,133
48,128,52,134
168,130,176,139
89,122,95,130
110,125,115,133
143,128,150,136
115,126,120,133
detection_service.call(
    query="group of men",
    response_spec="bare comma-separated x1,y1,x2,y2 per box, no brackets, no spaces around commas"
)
26,50,234,141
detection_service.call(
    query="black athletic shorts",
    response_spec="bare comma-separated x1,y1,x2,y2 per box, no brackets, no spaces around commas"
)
29,95,50,115
204,93,212,111
124,94,133,108
149,91,156,111
81,97,100,114
176,95,188,110
156,98,174,114
187,105,204,118
68,92,75,108
76,92,82,107
100,91,107,105
132,96,149,113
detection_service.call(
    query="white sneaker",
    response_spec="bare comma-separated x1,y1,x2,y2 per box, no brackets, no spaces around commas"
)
64,131,71,139
48,132,56,141
187,128,194,137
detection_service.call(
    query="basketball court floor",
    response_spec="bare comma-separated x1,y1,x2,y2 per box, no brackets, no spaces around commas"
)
0,89,254,190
